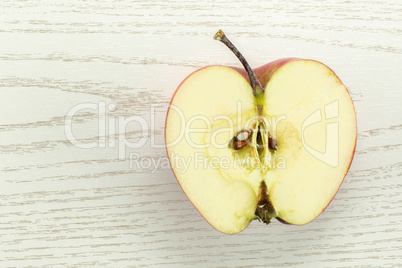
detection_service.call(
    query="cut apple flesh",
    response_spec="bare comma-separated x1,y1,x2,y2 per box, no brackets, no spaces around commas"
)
166,60,356,234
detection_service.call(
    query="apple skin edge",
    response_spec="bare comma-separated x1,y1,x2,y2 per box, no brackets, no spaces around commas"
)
230,58,297,87
164,67,235,234
165,58,357,232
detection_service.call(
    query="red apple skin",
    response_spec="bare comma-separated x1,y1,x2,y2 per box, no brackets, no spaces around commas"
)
165,58,357,231
230,58,297,87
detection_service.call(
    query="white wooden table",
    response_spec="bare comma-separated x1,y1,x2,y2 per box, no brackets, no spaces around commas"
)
1,0,401,267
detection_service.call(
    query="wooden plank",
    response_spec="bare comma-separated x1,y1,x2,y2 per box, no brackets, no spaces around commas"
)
0,0,401,266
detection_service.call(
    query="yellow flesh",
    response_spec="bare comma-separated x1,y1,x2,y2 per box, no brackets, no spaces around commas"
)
166,61,356,233
263,60,356,224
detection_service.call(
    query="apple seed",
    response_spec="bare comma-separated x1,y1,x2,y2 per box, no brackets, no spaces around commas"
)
269,137,277,150
233,130,251,150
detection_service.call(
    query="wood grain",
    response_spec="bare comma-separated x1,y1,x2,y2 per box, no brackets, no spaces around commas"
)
0,0,401,267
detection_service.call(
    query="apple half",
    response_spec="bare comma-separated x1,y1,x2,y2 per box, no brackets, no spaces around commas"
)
165,30,356,234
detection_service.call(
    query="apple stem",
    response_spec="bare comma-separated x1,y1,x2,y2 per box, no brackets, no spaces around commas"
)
214,30,263,96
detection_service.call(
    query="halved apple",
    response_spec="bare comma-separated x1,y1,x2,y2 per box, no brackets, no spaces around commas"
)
165,30,357,234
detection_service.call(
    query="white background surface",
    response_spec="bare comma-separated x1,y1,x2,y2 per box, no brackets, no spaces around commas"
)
0,0,401,267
